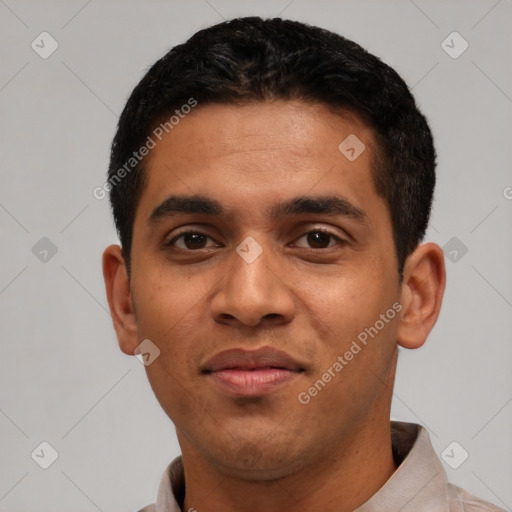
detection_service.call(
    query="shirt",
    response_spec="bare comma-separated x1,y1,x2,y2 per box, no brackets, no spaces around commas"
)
138,421,505,512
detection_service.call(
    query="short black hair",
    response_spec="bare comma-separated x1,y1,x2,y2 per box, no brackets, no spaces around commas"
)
107,16,436,276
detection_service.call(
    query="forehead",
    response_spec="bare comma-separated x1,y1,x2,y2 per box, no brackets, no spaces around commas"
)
135,100,385,225
148,101,375,164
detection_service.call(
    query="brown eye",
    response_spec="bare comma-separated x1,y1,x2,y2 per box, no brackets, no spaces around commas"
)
183,233,207,249
294,230,343,249
169,232,217,250
306,232,332,248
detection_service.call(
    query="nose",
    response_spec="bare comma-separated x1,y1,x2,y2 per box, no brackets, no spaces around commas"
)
210,240,296,328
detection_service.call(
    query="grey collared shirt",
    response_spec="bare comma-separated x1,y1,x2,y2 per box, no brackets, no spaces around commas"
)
138,422,505,512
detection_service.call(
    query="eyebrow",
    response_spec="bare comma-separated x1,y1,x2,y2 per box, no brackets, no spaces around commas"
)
149,194,367,224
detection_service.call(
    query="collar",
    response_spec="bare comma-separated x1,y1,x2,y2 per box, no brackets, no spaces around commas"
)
152,421,450,512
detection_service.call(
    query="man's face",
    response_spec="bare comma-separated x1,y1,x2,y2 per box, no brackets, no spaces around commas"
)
129,101,402,479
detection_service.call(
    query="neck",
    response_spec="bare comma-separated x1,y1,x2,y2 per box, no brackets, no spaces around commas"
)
180,417,396,512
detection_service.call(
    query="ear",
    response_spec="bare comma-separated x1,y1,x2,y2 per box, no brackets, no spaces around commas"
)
397,242,446,349
102,244,139,355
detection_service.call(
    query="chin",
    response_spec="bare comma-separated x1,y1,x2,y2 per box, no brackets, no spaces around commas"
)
205,438,308,481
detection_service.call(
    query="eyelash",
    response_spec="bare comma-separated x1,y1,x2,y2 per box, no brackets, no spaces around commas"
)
165,228,346,251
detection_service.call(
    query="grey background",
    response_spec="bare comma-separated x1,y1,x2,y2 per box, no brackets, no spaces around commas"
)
1,0,511,510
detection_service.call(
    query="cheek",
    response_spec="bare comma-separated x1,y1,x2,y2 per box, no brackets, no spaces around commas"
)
303,267,399,376
145,362,195,426
142,314,204,414
131,286,211,409
132,259,209,341
302,272,384,335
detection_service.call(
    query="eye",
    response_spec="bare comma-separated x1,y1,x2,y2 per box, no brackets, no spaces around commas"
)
167,232,219,250
294,230,345,249
165,229,345,252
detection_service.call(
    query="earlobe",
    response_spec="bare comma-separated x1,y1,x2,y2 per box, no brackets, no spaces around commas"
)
397,242,446,350
102,245,139,355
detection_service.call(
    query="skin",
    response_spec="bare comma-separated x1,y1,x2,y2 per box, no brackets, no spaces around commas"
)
103,100,445,512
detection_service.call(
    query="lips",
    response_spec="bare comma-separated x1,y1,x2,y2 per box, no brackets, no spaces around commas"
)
203,347,304,372
202,347,305,397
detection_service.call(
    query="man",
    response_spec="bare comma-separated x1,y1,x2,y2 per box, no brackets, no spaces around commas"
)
102,17,504,512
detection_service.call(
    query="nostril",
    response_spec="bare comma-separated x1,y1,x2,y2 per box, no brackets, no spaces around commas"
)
219,313,236,321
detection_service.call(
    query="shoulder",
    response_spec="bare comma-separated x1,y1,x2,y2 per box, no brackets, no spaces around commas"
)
447,483,507,512
136,505,155,512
